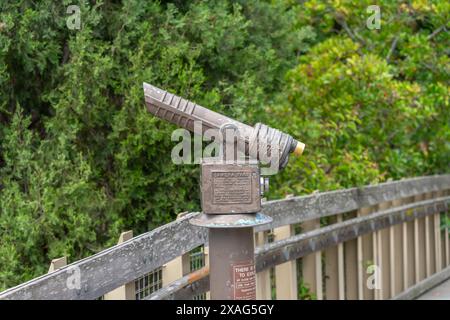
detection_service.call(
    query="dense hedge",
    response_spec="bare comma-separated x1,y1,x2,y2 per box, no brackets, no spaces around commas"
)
0,1,448,289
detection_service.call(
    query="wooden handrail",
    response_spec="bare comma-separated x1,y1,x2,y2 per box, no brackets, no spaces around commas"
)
146,196,450,299
1,175,449,300
256,196,449,272
257,174,450,232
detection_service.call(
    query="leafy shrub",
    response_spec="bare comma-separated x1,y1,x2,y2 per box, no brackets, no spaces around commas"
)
0,0,313,289
0,0,448,289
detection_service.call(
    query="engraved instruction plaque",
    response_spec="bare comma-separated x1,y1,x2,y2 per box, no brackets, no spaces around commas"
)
212,172,252,204
201,159,261,214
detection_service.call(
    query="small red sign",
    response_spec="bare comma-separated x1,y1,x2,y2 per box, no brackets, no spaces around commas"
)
232,261,256,300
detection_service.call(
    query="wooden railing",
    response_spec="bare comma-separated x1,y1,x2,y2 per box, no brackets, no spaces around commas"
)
1,175,449,300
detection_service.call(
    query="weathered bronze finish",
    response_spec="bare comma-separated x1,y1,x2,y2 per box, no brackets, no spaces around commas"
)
208,227,256,300
190,212,272,229
142,83,304,300
143,82,305,170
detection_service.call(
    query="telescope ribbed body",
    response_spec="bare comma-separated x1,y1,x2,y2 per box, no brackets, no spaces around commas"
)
143,82,302,170
143,82,254,138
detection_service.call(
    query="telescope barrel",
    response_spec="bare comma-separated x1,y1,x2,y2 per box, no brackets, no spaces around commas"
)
143,82,304,170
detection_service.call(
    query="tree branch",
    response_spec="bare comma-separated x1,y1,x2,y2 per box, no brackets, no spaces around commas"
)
335,17,367,46
386,36,399,63
427,24,448,41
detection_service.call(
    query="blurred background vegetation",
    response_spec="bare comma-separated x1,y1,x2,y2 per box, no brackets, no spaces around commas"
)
0,0,448,289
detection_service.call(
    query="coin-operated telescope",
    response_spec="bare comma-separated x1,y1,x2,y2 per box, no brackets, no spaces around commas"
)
143,82,305,300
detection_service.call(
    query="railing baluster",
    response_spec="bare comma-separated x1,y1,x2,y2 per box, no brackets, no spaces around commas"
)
402,196,414,290
446,190,450,267
337,215,346,300
356,207,373,300
344,211,358,300
377,201,391,299
429,190,439,273
274,225,298,299
424,191,434,277
391,199,403,296
425,215,431,277
435,211,442,273
255,231,272,300
48,257,67,274
414,217,420,283
405,195,416,289
445,188,449,268
372,222,379,300
325,216,339,299
446,212,450,267
402,221,408,289
389,224,396,296
414,194,426,283
302,219,323,300
435,190,444,272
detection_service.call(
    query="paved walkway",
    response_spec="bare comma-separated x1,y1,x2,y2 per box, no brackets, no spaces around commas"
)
417,278,450,300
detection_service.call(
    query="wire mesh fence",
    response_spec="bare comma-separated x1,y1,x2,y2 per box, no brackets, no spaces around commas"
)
190,246,206,300
135,267,163,300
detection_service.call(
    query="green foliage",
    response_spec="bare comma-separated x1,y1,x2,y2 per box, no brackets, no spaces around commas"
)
0,106,105,286
0,0,448,290
0,0,312,289
268,1,449,197
298,279,317,300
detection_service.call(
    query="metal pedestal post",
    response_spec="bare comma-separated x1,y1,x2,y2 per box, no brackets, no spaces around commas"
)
209,227,254,300
191,213,272,300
